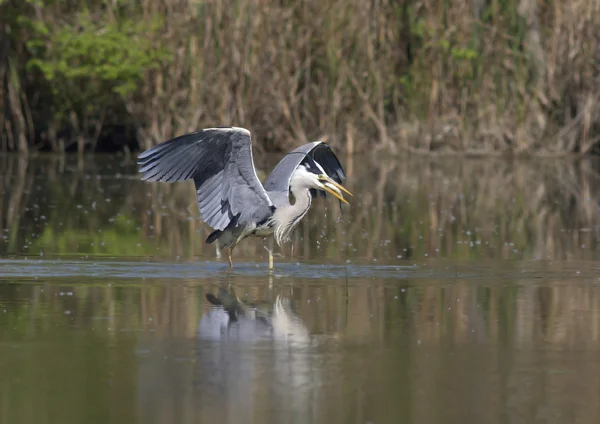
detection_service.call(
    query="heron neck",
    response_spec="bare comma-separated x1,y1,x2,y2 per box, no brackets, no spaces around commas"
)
289,185,312,219
272,185,312,246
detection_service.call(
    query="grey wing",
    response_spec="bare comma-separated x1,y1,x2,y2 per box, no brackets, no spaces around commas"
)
306,142,347,199
137,127,274,231
263,141,347,199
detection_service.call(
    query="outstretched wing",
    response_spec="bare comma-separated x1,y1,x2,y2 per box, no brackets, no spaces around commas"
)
263,141,347,199
138,127,273,231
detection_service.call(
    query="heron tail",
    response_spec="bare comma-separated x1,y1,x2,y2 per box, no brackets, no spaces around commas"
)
205,293,222,305
205,229,222,244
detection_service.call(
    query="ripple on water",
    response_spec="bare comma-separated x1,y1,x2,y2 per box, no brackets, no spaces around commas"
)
1,258,600,282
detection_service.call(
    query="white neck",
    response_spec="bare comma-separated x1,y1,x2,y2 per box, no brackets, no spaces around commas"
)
271,172,314,246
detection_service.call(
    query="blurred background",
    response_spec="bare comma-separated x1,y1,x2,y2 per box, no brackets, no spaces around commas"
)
3,2,600,423
1,0,599,155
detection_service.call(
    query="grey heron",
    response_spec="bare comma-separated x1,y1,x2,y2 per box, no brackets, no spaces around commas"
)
137,127,351,268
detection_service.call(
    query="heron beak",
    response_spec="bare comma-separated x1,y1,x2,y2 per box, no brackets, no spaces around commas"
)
318,176,350,205
324,177,353,197
323,184,348,204
318,175,353,199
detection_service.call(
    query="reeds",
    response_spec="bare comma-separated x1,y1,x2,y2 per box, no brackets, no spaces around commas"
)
1,0,600,154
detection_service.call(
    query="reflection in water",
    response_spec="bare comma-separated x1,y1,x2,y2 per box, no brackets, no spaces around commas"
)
3,155,600,262
198,286,310,343
3,155,600,423
193,287,313,423
1,272,600,423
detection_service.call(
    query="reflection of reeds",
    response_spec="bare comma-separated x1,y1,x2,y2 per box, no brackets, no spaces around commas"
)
5,158,600,421
3,277,600,422
3,155,600,262
4,276,600,350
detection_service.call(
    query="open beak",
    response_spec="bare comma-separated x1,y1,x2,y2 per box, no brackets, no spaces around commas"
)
324,178,353,197
319,176,352,205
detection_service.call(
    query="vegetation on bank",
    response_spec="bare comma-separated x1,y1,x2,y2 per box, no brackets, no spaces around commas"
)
1,0,599,155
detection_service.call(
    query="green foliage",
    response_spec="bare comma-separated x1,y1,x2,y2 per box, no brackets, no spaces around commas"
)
450,46,478,61
26,12,171,98
2,0,600,154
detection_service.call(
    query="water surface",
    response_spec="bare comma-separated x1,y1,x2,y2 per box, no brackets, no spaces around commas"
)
2,155,600,424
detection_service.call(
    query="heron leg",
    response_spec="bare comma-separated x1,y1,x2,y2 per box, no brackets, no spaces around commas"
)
263,238,274,270
228,247,234,268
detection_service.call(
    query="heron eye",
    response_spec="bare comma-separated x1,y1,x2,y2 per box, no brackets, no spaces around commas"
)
318,174,326,179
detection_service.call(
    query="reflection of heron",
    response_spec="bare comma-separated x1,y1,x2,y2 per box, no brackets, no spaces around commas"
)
138,127,351,268
201,287,309,343
271,295,310,342
196,287,315,422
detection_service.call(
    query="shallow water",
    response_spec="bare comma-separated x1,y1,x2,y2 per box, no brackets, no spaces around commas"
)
2,155,600,424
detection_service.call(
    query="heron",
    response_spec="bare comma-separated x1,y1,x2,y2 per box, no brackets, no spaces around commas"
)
137,127,351,268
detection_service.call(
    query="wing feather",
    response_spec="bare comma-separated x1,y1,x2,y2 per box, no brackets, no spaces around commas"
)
138,127,273,231
199,182,222,215
311,143,346,184
214,205,232,229
139,138,200,180
263,141,348,200
198,177,223,217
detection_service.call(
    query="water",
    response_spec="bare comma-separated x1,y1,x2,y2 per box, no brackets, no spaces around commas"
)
2,155,600,424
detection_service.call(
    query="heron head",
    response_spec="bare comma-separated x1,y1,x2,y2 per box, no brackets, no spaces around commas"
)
291,165,353,204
